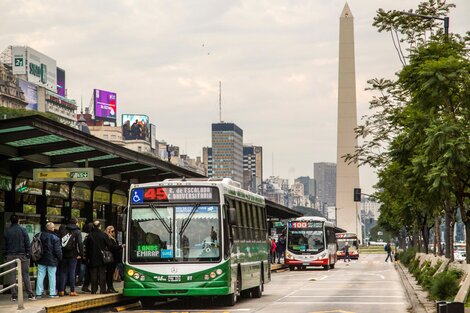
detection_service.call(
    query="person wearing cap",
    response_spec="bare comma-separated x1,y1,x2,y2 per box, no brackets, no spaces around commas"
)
36,222,62,298
58,218,84,297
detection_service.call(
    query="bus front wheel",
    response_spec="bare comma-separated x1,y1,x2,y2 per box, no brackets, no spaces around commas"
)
323,264,330,270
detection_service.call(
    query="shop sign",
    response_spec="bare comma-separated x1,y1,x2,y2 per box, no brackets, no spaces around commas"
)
33,168,94,182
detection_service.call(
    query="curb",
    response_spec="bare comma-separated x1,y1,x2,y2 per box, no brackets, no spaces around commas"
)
395,262,432,313
45,294,125,313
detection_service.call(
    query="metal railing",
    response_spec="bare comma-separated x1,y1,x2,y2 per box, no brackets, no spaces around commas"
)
0,258,24,310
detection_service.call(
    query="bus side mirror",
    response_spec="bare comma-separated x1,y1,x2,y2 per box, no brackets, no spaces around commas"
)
228,207,237,226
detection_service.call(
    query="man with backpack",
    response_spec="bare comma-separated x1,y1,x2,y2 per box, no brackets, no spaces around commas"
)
4,214,36,301
58,218,83,297
36,222,62,298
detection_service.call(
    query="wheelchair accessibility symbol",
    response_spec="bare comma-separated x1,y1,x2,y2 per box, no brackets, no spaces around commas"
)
131,188,144,203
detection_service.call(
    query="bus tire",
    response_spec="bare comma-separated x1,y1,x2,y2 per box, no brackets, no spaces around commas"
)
289,266,295,271
251,268,264,298
139,297,156,307
323,264,330,270
330,263,335,269
224,270,241,306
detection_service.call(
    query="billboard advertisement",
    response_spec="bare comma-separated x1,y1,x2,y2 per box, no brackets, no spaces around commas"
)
57,67,66,97
11,46,26,75
94,89,117,121
25,46,57,92
18,79,38,111
150,123,156,149
122,114,150,141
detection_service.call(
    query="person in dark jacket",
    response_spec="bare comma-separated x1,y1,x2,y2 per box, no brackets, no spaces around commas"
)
78,223,93,291
104,225,121,293
85,220,111,294
58,218,84,297
276,234,286,264
4,214,36,301
36,222,62,298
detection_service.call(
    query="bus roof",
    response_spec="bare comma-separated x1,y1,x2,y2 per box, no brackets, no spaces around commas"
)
130,178,265,205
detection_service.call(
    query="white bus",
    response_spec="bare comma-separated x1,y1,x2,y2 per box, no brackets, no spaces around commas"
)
285,216,340,270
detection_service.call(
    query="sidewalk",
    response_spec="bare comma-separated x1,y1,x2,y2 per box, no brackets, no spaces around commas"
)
0,282,125,313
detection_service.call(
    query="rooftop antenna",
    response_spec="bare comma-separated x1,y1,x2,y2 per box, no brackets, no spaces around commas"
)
80,96,83,114
219,81,222,123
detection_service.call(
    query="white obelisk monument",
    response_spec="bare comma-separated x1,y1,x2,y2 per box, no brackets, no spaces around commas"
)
336,3,361,241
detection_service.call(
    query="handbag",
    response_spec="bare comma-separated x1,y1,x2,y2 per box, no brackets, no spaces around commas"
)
101,249,114,264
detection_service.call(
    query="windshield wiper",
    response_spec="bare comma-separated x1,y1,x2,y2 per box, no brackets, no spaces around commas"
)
179,203,201,236
149,203,172,235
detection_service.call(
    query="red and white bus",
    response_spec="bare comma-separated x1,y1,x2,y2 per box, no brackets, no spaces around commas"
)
285,217,340,270
336,232,360,260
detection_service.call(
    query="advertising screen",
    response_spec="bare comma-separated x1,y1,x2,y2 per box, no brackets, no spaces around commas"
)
18,79,38,111
57,67,66,97
122,114,149,141
11,46,26,75
94,89,117,121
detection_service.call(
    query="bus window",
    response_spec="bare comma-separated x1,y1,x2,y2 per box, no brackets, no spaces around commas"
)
235,200,244,240
252,205,259,241
246,203,254,241
241,202,250,241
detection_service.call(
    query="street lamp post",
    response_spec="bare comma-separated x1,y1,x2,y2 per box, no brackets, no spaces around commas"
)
400,11,449,36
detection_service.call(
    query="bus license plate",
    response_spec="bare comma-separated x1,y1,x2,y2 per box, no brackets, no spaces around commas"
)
168,275,181,282
303,262,310,266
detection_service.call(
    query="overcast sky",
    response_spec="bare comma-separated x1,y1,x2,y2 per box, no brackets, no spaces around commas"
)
1,1,469,194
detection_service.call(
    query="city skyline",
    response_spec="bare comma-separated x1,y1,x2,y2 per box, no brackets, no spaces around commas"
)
1,1,469,194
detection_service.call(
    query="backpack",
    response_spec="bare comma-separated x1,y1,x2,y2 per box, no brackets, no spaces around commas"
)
61,231,76,252
31,233,43,262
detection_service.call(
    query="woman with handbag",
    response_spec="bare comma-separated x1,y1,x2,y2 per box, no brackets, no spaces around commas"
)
85,220,111,294
105,226,121,293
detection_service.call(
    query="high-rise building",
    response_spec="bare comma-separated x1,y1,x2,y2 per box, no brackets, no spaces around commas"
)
243,145,263,193
313,162,336,207
295,176,315,197
336,3,361,241
211,122,243,184
202,147,213,177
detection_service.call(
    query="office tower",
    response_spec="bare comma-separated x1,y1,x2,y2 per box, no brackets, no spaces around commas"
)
211,123,243,184
336,3,361,240
295,176,315,197
243,145,263,193
313,162,336,207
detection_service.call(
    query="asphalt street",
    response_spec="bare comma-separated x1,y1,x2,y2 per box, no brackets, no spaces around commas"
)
97,253,410,313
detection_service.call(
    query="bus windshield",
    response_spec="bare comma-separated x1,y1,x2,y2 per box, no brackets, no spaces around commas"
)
287,221,325,254
129,205,220,263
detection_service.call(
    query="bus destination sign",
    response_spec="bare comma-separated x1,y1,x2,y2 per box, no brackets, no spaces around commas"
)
288,221,322,229
131,186,219,204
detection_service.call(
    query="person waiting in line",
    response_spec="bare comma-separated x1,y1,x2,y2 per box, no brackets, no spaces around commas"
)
270,238,277,264
58,218,83,297
36,222,62,298
4,214,36,301
105,225,121,293
86,220,111,294
80,223,94,293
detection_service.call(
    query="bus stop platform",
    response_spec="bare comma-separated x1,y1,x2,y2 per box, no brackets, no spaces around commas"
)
0,283,125,313
0,264,287,313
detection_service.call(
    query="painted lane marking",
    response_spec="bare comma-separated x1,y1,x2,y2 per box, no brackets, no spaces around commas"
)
285,295,405,298
275,301,408,305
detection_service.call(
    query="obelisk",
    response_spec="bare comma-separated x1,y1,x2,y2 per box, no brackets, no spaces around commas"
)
336,3,361,242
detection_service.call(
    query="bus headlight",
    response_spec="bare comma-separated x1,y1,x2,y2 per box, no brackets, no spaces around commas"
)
133,272,141,280
127,269,135,276
204,274,210,280
285,252,293,259
216,269,223,275
140,275,145,281
210,272,216,279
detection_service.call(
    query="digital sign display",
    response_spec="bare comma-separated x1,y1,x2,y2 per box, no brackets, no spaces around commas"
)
122,114,149,141
94,89,117,121
131,186,219,204
288,221,323,229
18,79,38,111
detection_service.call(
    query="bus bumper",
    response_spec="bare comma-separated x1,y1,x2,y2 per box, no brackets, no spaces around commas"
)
285,258,329,266
124,285,230,297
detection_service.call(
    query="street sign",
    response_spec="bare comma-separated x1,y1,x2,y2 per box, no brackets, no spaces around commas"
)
33,168,94,182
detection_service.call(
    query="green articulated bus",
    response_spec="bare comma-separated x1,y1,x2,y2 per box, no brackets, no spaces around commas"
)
123,178,270,306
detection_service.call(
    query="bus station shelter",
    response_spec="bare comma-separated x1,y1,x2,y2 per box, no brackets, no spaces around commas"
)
0,115,301,260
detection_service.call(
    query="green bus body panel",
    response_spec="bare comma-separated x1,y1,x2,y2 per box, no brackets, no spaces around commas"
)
124,241,270,298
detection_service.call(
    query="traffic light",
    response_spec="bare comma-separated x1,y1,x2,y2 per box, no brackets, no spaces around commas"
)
353,188,361,202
